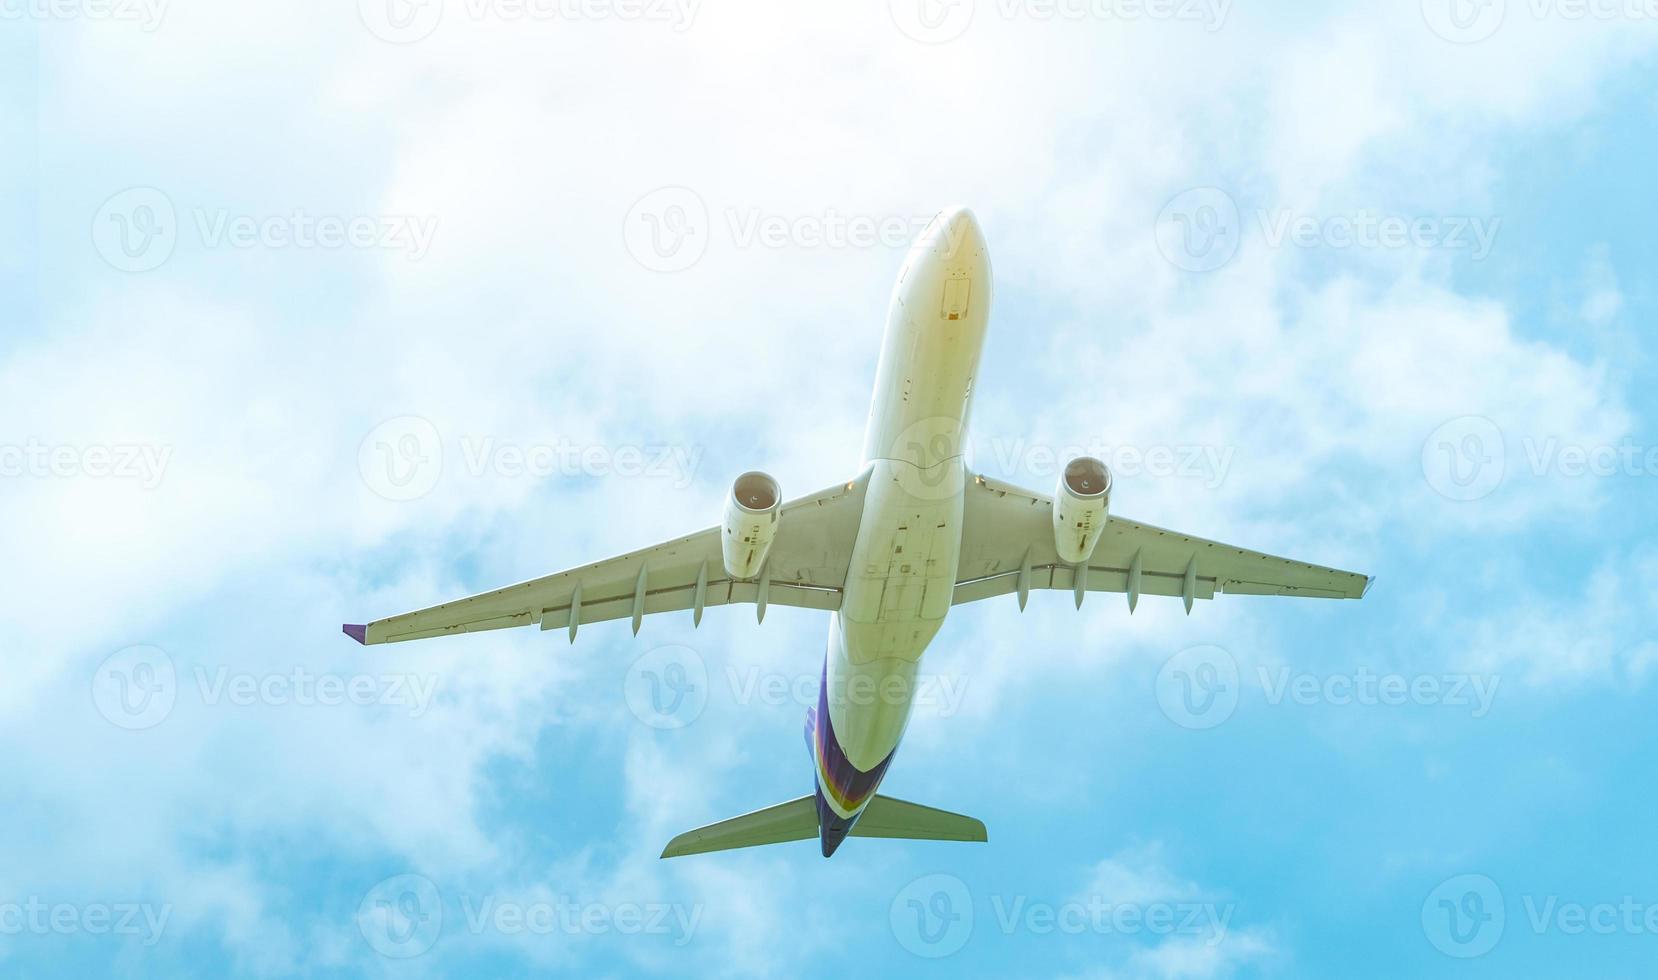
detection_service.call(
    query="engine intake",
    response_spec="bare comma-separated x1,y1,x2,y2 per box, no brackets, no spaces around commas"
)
1052,456,1111,565
723,471,781,579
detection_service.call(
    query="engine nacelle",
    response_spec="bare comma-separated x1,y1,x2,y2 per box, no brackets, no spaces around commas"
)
1052,456,1111,565
723,471,781,580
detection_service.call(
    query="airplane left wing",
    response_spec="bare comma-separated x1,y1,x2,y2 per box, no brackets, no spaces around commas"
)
954,474,1371,612
345,472,870,645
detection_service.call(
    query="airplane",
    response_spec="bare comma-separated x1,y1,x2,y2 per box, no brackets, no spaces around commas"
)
344,205,1372,858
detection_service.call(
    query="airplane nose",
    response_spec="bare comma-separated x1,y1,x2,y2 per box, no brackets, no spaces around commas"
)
930,205,983,257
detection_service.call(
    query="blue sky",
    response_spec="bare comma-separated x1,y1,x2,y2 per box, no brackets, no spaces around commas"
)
5,1,1658,977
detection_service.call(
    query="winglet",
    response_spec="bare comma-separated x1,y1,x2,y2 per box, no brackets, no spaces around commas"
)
1361,576,1377,599
342,623,368,645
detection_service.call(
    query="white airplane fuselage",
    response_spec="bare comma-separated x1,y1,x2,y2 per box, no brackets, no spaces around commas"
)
811,207,991,854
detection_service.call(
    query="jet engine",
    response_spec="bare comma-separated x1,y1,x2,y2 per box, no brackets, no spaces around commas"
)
1052,456,1111,565
722,471,781,580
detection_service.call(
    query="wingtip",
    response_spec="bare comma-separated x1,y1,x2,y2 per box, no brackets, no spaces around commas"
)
659,836,690,859
342,623,367,645
1361,576,1377,599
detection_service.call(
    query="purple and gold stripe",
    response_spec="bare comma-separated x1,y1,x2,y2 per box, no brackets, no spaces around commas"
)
811,661,894,816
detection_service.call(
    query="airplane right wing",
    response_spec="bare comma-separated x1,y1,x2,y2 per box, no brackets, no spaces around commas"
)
954,474,1371,611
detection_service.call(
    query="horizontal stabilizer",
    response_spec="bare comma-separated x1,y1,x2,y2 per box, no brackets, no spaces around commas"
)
660,796,818,858
660,794,986,858
852,795,988,843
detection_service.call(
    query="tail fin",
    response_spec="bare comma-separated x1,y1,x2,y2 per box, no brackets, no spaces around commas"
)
660,794,986,858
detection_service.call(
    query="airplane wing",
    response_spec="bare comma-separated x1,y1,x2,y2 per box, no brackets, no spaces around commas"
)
345,473,870,645
954,474,1371,612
